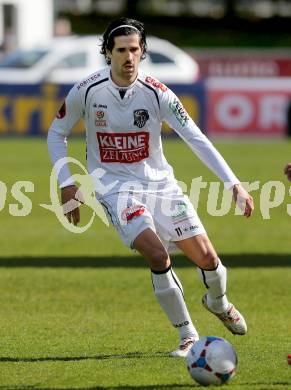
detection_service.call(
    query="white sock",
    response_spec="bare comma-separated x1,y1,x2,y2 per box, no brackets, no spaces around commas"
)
197,258,229,313
151,266,199,341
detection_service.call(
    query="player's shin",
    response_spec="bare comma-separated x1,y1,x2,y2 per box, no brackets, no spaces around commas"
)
151,266,198,341
197,258,229,313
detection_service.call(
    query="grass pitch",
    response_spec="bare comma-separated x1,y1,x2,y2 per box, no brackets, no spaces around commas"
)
0,138,290,389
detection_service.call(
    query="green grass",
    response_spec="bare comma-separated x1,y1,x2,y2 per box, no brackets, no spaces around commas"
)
0,138,291,389
1,137,291,256
0,265,290,389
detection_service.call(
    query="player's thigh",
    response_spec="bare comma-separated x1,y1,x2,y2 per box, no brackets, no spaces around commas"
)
174,233,218,270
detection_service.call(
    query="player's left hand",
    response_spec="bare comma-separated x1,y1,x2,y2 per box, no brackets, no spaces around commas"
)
232,183,254,218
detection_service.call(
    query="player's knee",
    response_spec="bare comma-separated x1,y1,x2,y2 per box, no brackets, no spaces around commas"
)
199,251,218,270
149,247,169,271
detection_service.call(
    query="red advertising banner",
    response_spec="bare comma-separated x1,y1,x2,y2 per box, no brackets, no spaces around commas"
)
198,57,280,77
194,51,291,77
207,78,291,136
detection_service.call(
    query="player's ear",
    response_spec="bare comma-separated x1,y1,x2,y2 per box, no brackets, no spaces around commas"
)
140,43,144,56
106,49,112,62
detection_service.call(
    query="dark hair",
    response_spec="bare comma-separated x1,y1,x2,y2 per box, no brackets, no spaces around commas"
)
100,17,147,65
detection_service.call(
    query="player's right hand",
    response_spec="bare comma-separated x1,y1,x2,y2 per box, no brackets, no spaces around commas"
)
284,163,291,181
61,185,84,225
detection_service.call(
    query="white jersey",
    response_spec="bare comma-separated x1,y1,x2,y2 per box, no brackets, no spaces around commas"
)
48,67,239,197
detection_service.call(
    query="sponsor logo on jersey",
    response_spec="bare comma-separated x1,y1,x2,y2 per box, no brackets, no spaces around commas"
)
183,225,199,232
77,73,100,90
93,103,107,109
169,98,189,126
56,101,66,119
96,131,149,163
133,109,149,128
96,111,104,119
95,110,106,127
145,76,167,92
171,201,188,220
121,204,145,221
95,120,107,127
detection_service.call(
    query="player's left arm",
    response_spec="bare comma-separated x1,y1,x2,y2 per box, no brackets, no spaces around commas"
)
232,183,254,218
159,88,254,218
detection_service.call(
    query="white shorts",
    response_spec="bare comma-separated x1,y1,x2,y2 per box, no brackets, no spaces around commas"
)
99,186,206,251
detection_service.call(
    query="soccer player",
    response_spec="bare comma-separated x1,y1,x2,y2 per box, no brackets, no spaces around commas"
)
47,17,254,357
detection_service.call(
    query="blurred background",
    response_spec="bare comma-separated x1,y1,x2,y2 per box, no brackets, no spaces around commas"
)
1,0,291,137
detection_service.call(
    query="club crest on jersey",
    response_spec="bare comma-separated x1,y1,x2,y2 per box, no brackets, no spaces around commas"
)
133,109,149,128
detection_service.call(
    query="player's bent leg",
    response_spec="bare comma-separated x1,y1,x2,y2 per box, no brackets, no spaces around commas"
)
133,228,199,357
133,227,170,271
174,233,218,270
174,234,247,335
174,235,228,312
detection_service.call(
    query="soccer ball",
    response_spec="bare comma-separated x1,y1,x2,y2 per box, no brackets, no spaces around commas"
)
186,336,237,386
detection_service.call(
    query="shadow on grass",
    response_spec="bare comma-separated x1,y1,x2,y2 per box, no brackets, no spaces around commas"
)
0,351,168,363
0,353,196,389
0,254,289,268
0,383,291,390
0,386,195,390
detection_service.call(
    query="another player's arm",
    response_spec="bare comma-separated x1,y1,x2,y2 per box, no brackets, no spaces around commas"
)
159,88,254,218
284,163,291,181
47,85,84,225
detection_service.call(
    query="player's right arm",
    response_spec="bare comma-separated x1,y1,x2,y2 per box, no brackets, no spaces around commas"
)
47,84,84,225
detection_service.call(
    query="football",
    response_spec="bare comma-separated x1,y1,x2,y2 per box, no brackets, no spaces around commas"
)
186,336,237,386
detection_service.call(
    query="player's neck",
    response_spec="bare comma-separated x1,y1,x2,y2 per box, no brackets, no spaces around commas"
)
110,70,137,87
